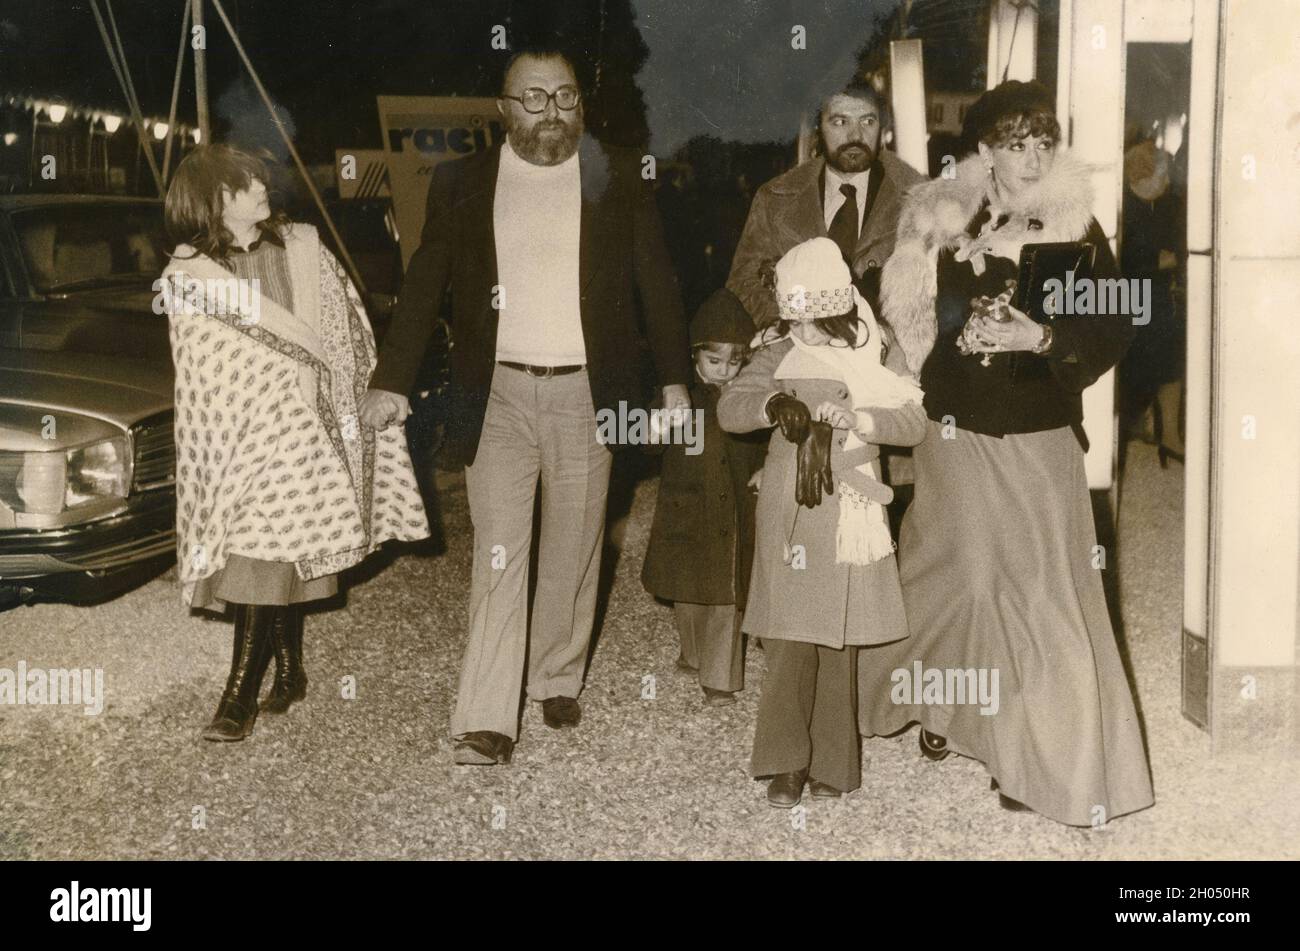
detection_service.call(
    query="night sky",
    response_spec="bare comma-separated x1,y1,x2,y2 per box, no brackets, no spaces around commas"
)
3,0,905,159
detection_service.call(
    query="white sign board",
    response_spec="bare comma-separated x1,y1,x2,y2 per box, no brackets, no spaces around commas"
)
377,96,504,266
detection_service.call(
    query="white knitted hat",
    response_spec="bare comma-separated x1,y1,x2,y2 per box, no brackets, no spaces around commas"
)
774,236,855,322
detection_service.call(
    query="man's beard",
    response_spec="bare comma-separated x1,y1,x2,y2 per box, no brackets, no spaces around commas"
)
825,140,875,174
508,112,584,166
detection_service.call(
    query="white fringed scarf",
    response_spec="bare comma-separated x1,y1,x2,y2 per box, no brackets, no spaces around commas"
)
776,291,924,565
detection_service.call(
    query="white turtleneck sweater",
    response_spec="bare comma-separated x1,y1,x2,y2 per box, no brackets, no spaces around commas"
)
492,137,586,366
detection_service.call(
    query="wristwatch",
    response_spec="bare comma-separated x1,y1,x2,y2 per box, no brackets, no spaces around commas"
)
1031,323,1054,355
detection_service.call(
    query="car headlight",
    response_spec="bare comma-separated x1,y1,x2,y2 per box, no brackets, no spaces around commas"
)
0,436,132,515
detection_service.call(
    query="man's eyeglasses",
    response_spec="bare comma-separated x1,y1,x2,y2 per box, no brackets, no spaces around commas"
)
500,85,582,114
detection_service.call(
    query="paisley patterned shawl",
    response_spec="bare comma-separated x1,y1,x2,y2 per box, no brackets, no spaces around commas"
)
161,223,428,605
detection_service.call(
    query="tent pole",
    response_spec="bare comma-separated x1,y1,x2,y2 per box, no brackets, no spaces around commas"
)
193,0,210,143
208,0,369,298
164,0,193,182
88,0,164,195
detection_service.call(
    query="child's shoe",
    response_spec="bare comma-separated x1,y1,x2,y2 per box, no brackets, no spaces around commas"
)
702,686,737,707
809,780,841,799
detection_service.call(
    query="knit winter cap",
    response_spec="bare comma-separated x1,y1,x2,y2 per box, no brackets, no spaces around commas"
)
774,236,855,322
690,287,755,346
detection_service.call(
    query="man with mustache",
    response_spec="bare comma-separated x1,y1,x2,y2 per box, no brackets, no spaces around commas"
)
728,80,924,327
360,47,690,765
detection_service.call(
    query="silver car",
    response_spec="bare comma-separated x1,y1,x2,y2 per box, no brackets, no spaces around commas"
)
0,195,176,607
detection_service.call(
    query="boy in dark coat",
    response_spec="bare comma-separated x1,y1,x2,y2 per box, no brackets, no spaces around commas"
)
642,289,768,706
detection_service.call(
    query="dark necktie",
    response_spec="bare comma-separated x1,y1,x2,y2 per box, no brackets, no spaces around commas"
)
827,182,859,264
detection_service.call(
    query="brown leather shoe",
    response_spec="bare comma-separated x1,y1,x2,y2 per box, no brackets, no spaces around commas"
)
453,731,514,765
542,696,581,729
702,687,737,707
766,769,808,808
809,780,841,799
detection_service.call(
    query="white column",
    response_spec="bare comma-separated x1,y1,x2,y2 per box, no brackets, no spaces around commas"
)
889,39,929,176
1060,0,1125,490
1207,0,1300,754
1182,0,1218,669
987,0,1039,87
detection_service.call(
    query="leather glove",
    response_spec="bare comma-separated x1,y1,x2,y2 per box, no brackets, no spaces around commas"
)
796,420,835,508
766,393,811,445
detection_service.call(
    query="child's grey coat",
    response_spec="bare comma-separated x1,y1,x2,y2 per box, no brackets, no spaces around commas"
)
716,336,925,648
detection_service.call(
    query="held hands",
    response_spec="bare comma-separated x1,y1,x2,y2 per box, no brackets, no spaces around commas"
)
660,383,692,428
359,389,412,429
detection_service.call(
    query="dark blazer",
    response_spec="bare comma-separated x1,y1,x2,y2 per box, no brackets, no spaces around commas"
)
641,380,767,607
726,150,925,327
371,136,692,467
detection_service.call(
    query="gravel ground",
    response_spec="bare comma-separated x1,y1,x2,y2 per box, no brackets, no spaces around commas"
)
0,441,1296,860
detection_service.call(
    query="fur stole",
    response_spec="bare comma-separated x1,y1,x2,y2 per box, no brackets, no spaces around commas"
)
881,151,1096,376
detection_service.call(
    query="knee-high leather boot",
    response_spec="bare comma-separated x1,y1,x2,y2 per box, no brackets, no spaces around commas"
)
262,604,308,714
202,603,276,742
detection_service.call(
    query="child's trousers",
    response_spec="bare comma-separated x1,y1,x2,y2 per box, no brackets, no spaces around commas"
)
672,602,745,692
751,640,861,793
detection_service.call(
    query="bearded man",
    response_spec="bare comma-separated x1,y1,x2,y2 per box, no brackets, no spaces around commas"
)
727,80,924,328
360,46,690,765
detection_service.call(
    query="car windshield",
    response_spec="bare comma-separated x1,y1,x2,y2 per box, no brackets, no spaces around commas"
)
11,203,167,295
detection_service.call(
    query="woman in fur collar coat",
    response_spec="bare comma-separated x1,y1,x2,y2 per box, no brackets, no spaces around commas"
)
162,145,429,742
858,82,1154,826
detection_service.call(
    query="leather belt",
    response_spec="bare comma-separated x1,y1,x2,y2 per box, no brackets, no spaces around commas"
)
498,361,585,378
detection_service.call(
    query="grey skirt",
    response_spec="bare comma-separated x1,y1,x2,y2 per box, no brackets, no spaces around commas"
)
190,554,338,612
857,421,1155,826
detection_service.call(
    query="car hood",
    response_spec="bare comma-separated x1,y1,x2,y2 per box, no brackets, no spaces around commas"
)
0,349,172,446
17,285,172,362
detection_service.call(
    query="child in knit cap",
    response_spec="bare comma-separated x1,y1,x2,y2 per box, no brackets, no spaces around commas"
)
716,237,926,806
642,288,767,706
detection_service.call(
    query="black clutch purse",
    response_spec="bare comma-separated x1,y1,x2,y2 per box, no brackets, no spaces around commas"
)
1014,241,1098,323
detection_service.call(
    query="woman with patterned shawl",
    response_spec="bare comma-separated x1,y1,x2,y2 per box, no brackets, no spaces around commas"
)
161,145,429,742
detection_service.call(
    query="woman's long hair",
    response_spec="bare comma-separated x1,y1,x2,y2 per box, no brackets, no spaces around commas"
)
165,143,289,261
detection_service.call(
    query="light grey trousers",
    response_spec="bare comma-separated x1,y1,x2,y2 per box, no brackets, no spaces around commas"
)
452,364,612,741
673,602,745,692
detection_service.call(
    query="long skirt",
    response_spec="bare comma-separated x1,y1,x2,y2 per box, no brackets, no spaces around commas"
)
858,421,1155,826
190,554,338,612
